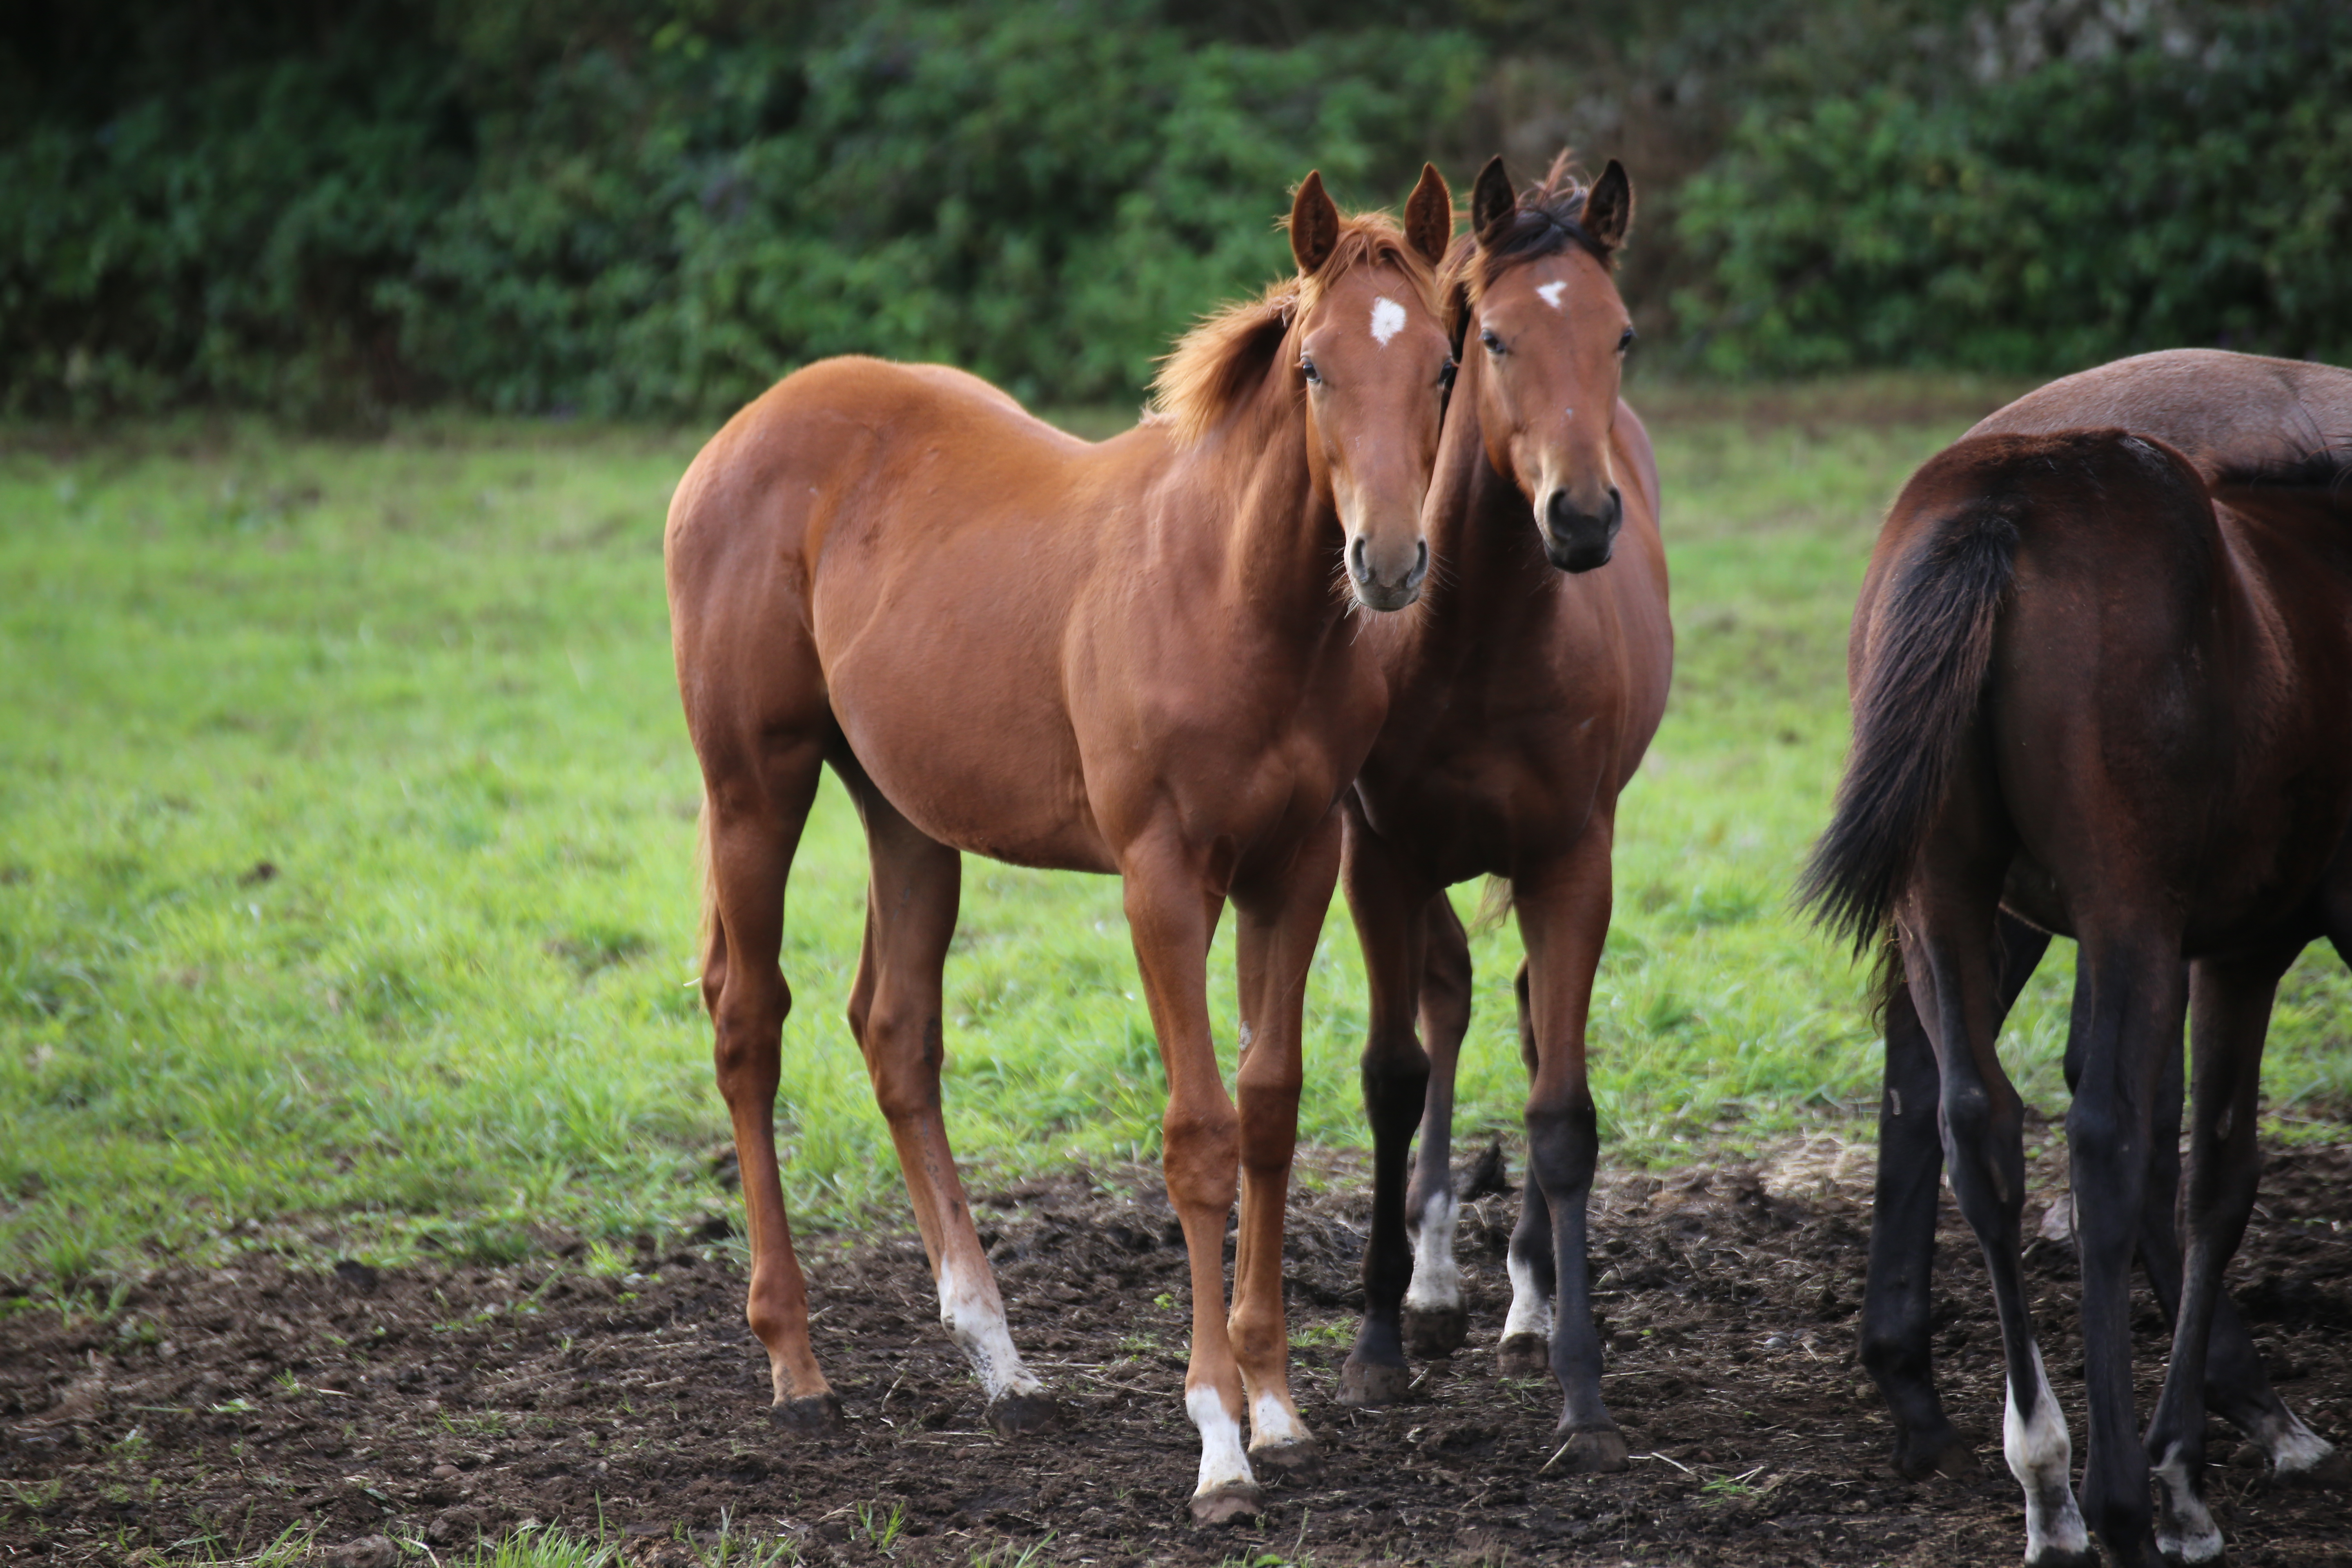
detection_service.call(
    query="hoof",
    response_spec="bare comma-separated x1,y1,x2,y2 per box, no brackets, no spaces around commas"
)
983,1388,1060,1437
1189,1481,1262,1526
2156,1524,2226,1566
1546,1424,1630,1474
2276,1448,2351,1490
1338,1355,1413,1408
1497,1333,1552,1380
1250,1436,1321,1476
2024,1548,2101,1568
1893,1428,1981,1483
768,1392,843,1434
1403,1303,1469,1359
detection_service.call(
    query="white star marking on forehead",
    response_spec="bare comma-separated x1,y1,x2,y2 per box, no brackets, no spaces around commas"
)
1536,281,1568,310
1370,296,1406,346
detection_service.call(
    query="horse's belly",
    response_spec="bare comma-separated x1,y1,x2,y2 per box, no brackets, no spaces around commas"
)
826,670,1111,873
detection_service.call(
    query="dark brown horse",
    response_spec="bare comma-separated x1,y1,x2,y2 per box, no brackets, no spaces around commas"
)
1858,352,2352,1499
666,168,1455,1523
1328,155,1673,1475
1807,357,2352,1564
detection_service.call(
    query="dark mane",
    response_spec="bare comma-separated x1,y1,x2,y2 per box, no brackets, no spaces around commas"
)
2207,443,2352,510
1439,151,1613,316
1437,152,1618,351
1149,209,1440,446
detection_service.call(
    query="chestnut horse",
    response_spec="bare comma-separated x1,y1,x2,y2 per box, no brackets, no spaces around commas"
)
666,167,1456,1523
1329,155,1672,1476
1805,363,2352,1564
1855,354,2351,1523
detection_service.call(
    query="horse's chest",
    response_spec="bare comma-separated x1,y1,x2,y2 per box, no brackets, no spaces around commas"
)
1198,731,1355,845
1363,733,1599,882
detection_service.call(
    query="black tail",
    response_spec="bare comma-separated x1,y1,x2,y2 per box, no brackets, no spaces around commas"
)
1800,495,2022,955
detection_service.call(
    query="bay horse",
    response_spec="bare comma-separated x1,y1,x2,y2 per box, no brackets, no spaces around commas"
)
666,167,1457,1524
1329,154,1673,1477
1805,358,2352,1564
1855,354,2352,1518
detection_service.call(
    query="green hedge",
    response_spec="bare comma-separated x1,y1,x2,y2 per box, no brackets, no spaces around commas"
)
1,0,1477,421
5,1,2345,419
1673,3,2352,374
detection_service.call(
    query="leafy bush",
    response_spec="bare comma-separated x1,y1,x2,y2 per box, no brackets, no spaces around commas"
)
7,0,2343,416
1673,3,2352,374
0,19,469,421
1,0,1478,421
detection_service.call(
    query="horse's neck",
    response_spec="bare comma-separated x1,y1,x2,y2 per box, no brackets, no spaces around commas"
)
1167,400,1348,641
1417,405,1554,659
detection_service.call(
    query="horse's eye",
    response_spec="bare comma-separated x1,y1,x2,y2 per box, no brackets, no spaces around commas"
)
1479,328,1503,355
1439,361,1457,394
1618,326,1637,354
1300,355,1321,385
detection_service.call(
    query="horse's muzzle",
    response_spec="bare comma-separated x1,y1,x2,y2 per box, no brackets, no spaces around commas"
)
1542,486,1621,574
1350,534,1430,611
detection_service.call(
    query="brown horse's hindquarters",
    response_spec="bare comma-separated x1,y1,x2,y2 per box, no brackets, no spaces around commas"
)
1820,426,2352,1566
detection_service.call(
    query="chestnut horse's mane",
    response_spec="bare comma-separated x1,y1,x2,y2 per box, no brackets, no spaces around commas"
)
1149,210,1441,446
1441,151,1616,341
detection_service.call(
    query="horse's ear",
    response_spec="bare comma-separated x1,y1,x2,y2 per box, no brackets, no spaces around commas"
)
1404,163,1453,267
1290,171,1340,276
1580,159,1634,255
1470,156,1515,245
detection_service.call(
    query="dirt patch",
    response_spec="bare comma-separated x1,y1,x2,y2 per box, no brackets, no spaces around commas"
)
4,1141,2348,1565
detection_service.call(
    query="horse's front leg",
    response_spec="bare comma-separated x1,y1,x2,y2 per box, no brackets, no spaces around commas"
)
1513,823,1628,1473
1227,814,1342,1472
1120,838,1256,1523
1336,804,1434,1408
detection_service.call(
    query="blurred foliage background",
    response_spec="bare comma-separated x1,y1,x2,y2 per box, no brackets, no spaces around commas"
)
4,0,2347,424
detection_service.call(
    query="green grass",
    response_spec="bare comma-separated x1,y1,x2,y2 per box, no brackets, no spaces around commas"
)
4,389,2349,1288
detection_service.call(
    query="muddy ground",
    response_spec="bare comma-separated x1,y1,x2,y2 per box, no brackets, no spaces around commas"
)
4,1137,2348,1566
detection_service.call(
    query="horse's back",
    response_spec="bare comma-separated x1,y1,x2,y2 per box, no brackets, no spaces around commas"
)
668,354,1137,626
1971,349,2352,472
685,356,1096,521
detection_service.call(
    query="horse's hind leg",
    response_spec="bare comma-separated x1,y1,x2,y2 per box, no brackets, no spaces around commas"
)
842,770,1053,1436
1906,851,2096,1566
1862,910,2048,1481
1401,892,1475,1359
2055,930,2179,1567
1338,809,1434,1408
703,744,837,1431
2147,948,2297,1564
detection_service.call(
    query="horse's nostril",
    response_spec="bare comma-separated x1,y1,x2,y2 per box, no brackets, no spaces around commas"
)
1349,534,1370,581
1407,538,1430,588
